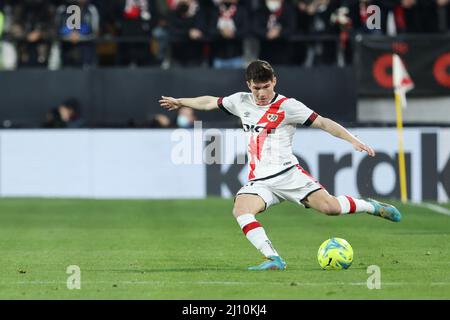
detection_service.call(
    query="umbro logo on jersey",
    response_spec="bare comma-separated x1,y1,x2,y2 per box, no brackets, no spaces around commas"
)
267,114,278,122
243,112,251,117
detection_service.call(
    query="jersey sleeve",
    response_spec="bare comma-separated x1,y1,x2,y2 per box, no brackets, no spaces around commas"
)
217,93,242,117
285,98,319,126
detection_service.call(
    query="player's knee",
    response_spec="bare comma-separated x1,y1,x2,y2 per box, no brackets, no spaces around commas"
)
232,205,251,218
232,199,250,217
232,201,263,217
232,195,265,217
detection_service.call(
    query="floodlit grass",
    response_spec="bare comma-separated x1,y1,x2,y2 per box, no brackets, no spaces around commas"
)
0,198,449,299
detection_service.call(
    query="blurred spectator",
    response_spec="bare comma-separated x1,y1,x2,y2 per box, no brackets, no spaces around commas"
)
147,113,172,128
0,3,4,67
330,5,352,66
0,5,4,39
168,0,208,67
8,0,56,68
340,1,385,35
397,0,443,33
291,0,310,65
44,98,85,128
90,0,111,33
209,0,249,69
436,0,450,32
55,0,99,68
253,0,297,65
176,106,196,128
43,107,65,128
297,0,340,66
338,1,398,64
115,0,158,67
151,0,172,67
0,3,16,70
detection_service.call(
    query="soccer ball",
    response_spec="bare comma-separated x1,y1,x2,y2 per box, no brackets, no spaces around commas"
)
317,237,353,270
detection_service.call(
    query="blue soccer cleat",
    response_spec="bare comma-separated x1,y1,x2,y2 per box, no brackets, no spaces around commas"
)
248,256,287,271
366,199,402,222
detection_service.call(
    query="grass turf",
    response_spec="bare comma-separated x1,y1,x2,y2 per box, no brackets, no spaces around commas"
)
0,198,449,299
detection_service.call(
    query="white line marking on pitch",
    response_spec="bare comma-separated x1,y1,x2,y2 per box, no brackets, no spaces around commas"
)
415,203,450,216
13,280,450,287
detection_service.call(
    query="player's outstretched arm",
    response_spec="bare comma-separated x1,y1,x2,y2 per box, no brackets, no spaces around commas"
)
159,96,219,111
311,115,376,157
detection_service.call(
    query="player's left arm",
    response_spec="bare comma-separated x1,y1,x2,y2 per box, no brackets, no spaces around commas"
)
310,116,375,157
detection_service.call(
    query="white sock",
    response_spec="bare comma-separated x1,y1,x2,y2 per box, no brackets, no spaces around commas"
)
236,214,279,258
336,196,375,214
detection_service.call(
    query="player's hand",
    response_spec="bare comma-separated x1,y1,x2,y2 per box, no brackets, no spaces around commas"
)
353,141,375,157
159,96,181,111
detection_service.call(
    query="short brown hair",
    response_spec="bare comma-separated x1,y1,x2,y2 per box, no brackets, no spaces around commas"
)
245,60,275,83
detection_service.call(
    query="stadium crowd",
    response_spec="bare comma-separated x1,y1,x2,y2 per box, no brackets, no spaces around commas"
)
0,0,449,69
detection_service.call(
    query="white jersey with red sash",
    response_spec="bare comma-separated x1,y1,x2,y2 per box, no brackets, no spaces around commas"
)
218,92,318,181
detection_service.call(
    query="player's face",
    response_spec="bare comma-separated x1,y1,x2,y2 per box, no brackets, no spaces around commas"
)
247,78,277,106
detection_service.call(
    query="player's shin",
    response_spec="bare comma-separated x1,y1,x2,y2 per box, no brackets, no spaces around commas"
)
336,195,375,214
236,213,279,257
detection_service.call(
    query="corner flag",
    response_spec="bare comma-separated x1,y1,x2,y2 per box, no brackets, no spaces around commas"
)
393,54,414,108
392,54,414,203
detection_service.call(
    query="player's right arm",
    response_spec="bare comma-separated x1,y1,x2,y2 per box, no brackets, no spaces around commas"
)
159,96,219,111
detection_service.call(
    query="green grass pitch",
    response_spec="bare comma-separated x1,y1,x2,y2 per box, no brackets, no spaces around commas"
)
0,198,449,299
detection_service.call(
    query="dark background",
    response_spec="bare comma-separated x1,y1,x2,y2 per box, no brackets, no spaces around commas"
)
0,66,357,128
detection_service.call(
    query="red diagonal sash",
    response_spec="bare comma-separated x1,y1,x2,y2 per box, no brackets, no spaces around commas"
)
248,97,289,180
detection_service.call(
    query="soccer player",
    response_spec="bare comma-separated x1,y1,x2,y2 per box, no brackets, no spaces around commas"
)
159,60,401,271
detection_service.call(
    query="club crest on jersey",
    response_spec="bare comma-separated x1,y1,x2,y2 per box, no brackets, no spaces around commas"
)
267,114,278,122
